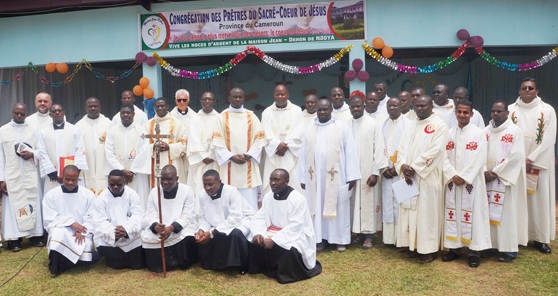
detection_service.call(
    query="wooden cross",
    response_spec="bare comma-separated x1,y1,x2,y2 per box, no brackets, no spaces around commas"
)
275,74,293,86
327,166,338,182
308,166,315,180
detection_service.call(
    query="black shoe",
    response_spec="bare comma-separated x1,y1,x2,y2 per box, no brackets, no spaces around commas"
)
498,253,515,262
7,240,22,252
29,237,45,247
468,256,480,268
534,242,551,254
442,251,460,262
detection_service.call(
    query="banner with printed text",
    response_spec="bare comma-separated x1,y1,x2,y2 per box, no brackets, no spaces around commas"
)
140,1,365,51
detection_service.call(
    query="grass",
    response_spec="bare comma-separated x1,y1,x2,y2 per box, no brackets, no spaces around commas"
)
1,235,557,296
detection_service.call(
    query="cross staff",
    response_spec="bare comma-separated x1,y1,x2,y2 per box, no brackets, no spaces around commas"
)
140,120,174,278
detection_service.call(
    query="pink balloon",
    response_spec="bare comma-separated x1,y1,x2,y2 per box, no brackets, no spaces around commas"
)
456,29,470,41
352,58,363,72
469,36,484,48
357,71,369,82
146,56,157,66
135,52,147,63
344,70,357,81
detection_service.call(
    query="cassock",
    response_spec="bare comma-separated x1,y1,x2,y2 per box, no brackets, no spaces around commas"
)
0,120,43,241
348,115,388,236
366,111,388,124
186,109,220,194
377,96,390,116
381,115,411,244
433,100,455,120
332,102,353,122
509,96,556,243
301,109,317,128
26,111,52,131
76,114,112,195
43,185,96,275
197,184,254,271
170,106,198,185
249,187,322,284
445,108,485,129
442,124,491,251
395,114,448,254
261,100,303,195
105,121,151,210
141,183,198,272
112,105,148,127
485,118,528,252
213,106,266,210
36,122,88,194
299,117,360,245
91,186,144,269
145,113,188,186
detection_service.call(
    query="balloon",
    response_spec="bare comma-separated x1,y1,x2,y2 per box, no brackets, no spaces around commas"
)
139,77,150,89
146,56,156,66
382,46,393,58
143,87,154,99
372,37,385,49
469,36,484,48
357,71,369,82
344,70,357,81
135,52,147,63
132,85,143,96
352,58,363,72
456,29,470,41
45,63,56,73
56,63,69,74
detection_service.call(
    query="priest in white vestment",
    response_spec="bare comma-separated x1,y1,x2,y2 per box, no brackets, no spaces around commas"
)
187,92,220,194
432,84,455,121
395,95,448,264
0,103,44,251
299,99,360,252
484,101,528,262
76,97,112,195
381,98,411,245
445,87,485,128
330,87,352,122
112,90,148,127
36,104,88,195
91,170,145,269
249,169,322,284
372,81,390,116
26,92,53,131
170,89,198,185
441,101,491,268
261,85,303,195
212,88,266,210
105,104,151,210
365,91,388,123
405,87,426,122
145,98,188,187
508,77,556,254
301,94,318,128
43,165,96,276
347,95,388,249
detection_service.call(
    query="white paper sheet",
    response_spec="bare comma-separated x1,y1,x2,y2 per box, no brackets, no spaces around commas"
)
392,178,419,204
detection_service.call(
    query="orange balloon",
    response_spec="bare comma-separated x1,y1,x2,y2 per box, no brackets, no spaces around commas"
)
139,77,150,89
45,63,56,73
143,88,154,99
56,63,69,74
382,46,394,59
132,85,143,96
372,37,385,49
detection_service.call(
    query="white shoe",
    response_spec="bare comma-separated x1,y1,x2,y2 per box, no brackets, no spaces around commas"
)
336,245,346,252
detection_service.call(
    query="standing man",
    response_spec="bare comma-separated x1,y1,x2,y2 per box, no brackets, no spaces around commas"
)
212,87,266,210
373,81,390,116
145,97,188,187
445,87,485,128
395,95,448,263
365,91,388,123
432,84,455,120
112,90,148,127
381,97,411,245
0,103,44,251
36,104,88,194
302,94,318,127
91,170,145,269
398,91,412,116
42,165,96,277
347,94,388,249
508,77,556,253
76,97,112,195
442,101,491,268
330,87,352,122
299,99,360,252
405,87,425,121
105,104,151,210
26,92,53,130
261,84,303,195
485,100,528,262
170,89,198,185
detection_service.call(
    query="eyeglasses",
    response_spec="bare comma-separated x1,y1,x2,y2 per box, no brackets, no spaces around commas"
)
521,86,535,91
176,99,188,103
490,110,505,113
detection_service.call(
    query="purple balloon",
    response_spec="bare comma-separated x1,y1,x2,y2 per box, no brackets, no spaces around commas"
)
352,58,363,72
146,56,157,67
344,70,357,81
135,52,147,63
456,29,470,41
469,36,484,48
357,71,369,82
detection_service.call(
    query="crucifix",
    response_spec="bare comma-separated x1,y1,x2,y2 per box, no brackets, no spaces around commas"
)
327,166,338,182
140,119,174,278
275,74,293,86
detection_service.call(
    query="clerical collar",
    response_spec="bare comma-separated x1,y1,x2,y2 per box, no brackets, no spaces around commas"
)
273,186,294,201
178,108,189,115
228,105,245,113
61,185,78,193
210,183,225,200
53,122,65,130
110,188,124,198
163,184,179,199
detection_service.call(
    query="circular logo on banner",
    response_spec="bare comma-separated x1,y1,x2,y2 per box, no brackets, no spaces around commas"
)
424,124,435,134
141,14,169,50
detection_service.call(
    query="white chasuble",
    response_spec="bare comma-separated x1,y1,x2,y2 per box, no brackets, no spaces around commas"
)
170,106,198,186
